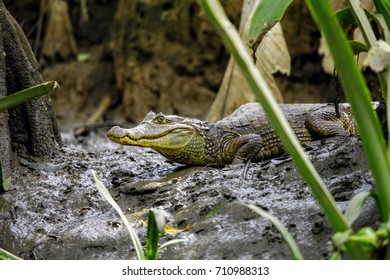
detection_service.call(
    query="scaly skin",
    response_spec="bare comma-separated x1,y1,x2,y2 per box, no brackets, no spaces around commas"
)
107,103,356,166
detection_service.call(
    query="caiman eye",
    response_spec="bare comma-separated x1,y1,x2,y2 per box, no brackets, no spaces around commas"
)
154,114,167,124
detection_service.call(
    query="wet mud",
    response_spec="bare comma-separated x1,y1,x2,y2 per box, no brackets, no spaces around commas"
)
0,127,379,259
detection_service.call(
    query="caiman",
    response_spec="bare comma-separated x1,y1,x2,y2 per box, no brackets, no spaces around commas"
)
107,103,356,166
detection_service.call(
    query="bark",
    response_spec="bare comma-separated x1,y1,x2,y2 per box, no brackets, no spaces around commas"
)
42,0,78,61
0,0,62,178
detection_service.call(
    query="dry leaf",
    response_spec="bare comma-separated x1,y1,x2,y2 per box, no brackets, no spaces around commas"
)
164,224,190,235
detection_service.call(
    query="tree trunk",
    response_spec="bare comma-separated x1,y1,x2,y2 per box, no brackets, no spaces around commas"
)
0,1,62,179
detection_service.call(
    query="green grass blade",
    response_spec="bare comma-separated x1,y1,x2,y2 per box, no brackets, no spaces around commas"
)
347,0,388,97
248,0,293,51
335,8,379,38
373,0,390,30
0,81,59,113
349,40,369,54
0,247,21,260
2,177,11,191
0,160,11,192
345,191,373,226
348,0,377,47
387,69,390,147
335,8,358,34
145,209,165,260
92,170,145,260
0,159,2,184
159,239,187,250
237,202,304,260
305,0,390,223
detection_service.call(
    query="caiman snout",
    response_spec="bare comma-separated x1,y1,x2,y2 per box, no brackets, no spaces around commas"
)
107,126,126,138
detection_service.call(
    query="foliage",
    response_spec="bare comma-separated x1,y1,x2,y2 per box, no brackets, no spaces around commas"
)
0,158,11,193
0,81,59,113
145,209,165,260
248,0,293,53
0,247,21,260
0,81,60,257
92,170,185,260
198,0,390,259
0,81,59,193
237,202,303,260
306,0,390,259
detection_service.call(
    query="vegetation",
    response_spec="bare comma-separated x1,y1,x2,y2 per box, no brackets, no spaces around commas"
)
0,81,59,193
0,81,58,259
199,0,390,259
0,159,11,193
92,171,185,260
0,247,21,260
0,81,59,113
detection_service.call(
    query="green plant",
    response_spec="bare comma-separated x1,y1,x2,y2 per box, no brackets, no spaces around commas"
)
0,81,59,193
0,247,21,260
92,170,185,260
0,81,59,257
0,158,11,193
237,202,303,260
198,0,390,259
0,81,59,113
306,0,390,259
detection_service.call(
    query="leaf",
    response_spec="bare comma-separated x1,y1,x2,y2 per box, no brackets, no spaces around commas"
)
330,251,342,260
0,160,10,192
345,191,373,226
206,203,227,219
332,229,353,250
350,227,379,248
349,40,369,55
3,177,11,191
0,160,3,192
0,81,59,113
237,201,304,260
0,247,21,260
159,239,187,250
373,0,390,31
248,0,293,52
0,159,2,183
363,40,390,72
145,209,165,260
77,53,91,62
335,8,359,38
92,170,145,260
164,224,190,235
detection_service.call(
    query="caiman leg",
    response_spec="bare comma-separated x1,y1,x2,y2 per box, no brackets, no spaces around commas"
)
229,109,353,164
229,134,263,164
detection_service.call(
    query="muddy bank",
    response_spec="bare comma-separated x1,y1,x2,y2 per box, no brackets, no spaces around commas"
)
0,127,379,259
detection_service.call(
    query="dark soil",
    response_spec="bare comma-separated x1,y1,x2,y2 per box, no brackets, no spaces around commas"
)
0,126,379,259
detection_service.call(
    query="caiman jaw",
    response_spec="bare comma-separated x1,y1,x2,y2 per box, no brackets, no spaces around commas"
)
107,126,194,149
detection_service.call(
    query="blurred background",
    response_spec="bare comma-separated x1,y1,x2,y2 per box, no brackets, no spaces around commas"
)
4,0,379,128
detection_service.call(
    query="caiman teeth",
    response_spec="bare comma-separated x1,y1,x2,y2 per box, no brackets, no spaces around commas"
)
122,131,170,141
107,128,173,141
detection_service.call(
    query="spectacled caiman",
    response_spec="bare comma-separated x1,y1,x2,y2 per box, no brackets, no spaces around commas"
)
107,103,357,166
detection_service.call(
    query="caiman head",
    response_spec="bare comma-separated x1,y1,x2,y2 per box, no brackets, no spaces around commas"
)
107,111,214,165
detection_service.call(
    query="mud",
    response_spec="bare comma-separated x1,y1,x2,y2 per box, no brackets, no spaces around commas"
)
0,126,379,260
